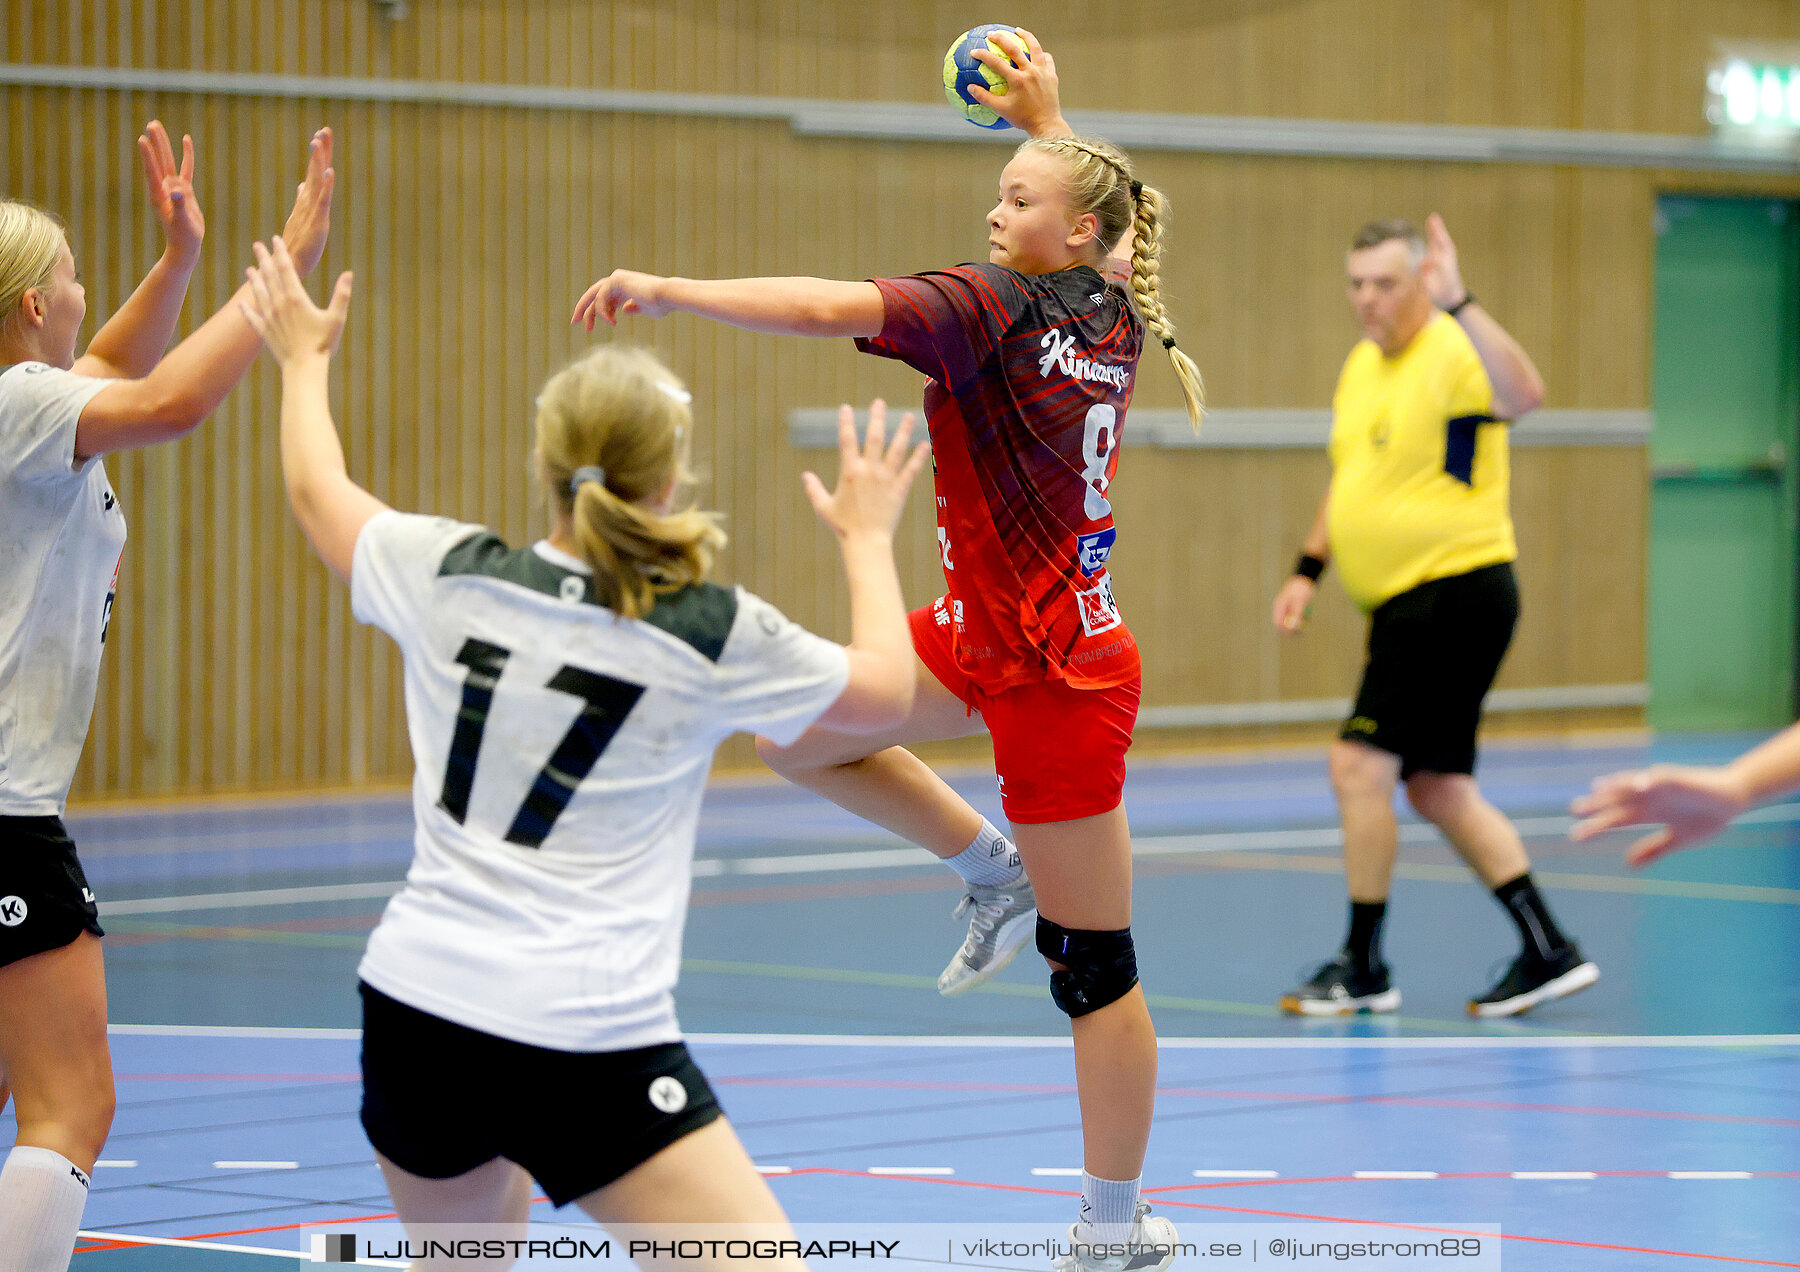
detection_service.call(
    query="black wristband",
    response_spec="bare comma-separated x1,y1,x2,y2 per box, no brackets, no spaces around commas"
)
1446,292,1476,317
1294,553,1326,582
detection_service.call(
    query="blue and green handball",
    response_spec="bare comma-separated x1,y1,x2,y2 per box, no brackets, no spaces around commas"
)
943,24,1029,130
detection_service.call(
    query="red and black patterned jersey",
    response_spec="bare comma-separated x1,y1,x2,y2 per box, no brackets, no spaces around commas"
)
856,261,1142,691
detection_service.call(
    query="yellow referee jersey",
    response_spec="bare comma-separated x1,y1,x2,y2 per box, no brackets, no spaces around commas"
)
1326,312,1517,612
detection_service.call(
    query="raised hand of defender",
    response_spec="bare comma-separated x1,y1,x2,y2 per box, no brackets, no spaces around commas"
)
278,128,337,277
572,270,674,330
239,236,353,367
802,400,930,542
138,120,204,267
1421,213,1468,311
1570,765,1748,868
968,27,1068,137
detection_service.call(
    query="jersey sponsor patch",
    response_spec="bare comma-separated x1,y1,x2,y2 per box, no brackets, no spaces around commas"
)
648,1075,689,1113
1075,574,1122,637
0,895,27,927
1075,528,1116,577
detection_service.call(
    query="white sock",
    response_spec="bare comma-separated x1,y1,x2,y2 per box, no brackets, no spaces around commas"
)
0,1146,92,1272
944,818,1021,887
1075,1170,1141,1246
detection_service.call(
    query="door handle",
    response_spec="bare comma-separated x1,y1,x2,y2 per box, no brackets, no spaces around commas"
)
1652,441,1787,483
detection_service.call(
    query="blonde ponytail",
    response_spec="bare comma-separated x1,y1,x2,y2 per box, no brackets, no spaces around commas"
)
533,346,726,620
1017,136,1206,433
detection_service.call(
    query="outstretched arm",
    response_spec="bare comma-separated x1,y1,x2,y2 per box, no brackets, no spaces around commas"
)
1421,213,1544,420
239,236,387,582
73,128,336,459
803,400,931,733
574,271,884,338
75,122,207,380
1571,722,1800,867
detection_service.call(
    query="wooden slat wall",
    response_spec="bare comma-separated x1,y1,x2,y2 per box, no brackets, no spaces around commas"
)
2,0,1795,799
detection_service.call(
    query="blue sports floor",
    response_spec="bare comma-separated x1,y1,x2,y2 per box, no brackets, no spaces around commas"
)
12,734,1799,1268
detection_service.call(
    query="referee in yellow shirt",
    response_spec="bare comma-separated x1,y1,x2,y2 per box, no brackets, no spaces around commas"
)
1271,216,1599,1018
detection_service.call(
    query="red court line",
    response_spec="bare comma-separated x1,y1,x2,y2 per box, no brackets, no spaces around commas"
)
1148,1171,1800,1190
114,1072,358,1082
716,1074,1800,1129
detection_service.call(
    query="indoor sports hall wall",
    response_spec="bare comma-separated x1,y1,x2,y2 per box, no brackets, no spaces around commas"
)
5,0,1798,799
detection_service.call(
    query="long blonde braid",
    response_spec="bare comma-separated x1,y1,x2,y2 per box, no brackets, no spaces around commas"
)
1020,136,1206,432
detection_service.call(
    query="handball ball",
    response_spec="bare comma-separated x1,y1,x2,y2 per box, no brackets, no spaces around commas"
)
942,24,1028,130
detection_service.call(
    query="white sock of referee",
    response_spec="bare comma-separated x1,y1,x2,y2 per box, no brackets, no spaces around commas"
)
0,1145,92,1272
943,818,1021,887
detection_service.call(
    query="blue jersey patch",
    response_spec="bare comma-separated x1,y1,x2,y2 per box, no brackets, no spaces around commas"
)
1075,528,1116,577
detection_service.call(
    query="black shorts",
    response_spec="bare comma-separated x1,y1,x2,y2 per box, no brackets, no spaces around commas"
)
1340,562,1519,779
359,982,723,1208
0,816,105,969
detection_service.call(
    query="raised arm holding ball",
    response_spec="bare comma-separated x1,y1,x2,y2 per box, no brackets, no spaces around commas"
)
574,32,1200,1271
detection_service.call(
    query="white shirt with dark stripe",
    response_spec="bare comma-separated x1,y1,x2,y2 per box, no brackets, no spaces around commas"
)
0,363,124,816
350,510,850,1051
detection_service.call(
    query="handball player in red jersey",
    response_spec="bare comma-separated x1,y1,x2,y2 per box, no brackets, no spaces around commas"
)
574,30,1203,1270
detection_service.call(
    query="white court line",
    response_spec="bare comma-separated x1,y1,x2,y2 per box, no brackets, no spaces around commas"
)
1031,1168,1084,1176
868,1166,954,1175
111,1023,360,1039
1668,1171,1754,1179
94,1160,137,1168
101,880,403,916
1354,1171,1439,1179
1512,1171,1597,1180
1193,1170,1280,1178
103,1024,1800,1048
76,1229,356,1262
756,1165,793,1175
214,1160,298,1170
94,801,1800,916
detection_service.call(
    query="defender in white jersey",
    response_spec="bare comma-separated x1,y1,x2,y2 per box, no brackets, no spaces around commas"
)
241,236,926,1265
0,129,336,1272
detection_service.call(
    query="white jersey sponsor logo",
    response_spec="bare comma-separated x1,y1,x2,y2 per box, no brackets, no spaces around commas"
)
0,896,27,927
1075,574,1123,637
1038,330,1131,391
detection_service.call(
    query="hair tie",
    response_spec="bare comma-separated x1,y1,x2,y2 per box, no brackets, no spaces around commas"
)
570,465,606,493
1130,179,1143,199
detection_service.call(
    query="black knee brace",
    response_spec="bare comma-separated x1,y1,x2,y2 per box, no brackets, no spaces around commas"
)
1036,917,1139,1018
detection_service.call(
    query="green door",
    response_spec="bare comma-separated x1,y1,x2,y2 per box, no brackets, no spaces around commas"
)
1650,195,1799,729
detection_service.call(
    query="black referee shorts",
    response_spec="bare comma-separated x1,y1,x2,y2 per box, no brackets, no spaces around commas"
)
0,816,105,969
359,982,723,1208
1339,562,1519,779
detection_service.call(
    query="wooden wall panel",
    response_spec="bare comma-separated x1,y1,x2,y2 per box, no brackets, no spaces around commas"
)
1,1,1790,799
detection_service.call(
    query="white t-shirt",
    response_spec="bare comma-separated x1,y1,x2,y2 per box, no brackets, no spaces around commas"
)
350,510,851,1051
0,363,124,816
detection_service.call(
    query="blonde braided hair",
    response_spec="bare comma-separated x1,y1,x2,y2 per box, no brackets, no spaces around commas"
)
1018,135,1205,432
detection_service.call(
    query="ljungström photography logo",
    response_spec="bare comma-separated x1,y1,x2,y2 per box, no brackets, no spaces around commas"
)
310,1232,356,1263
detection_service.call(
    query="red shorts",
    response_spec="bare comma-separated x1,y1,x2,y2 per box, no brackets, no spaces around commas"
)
909,603,1140,825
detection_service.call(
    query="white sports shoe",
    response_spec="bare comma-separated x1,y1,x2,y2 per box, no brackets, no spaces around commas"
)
1052,1205,1180,1272
936,873,1037,995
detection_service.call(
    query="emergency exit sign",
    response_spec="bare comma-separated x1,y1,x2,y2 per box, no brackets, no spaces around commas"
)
1708,56,1800,134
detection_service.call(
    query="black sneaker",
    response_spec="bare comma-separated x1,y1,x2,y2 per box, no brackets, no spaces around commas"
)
1468,945,1600,1018
1279,953,1400,1016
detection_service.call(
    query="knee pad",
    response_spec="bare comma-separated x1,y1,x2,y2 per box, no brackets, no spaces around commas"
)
1036,917,1139,1018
